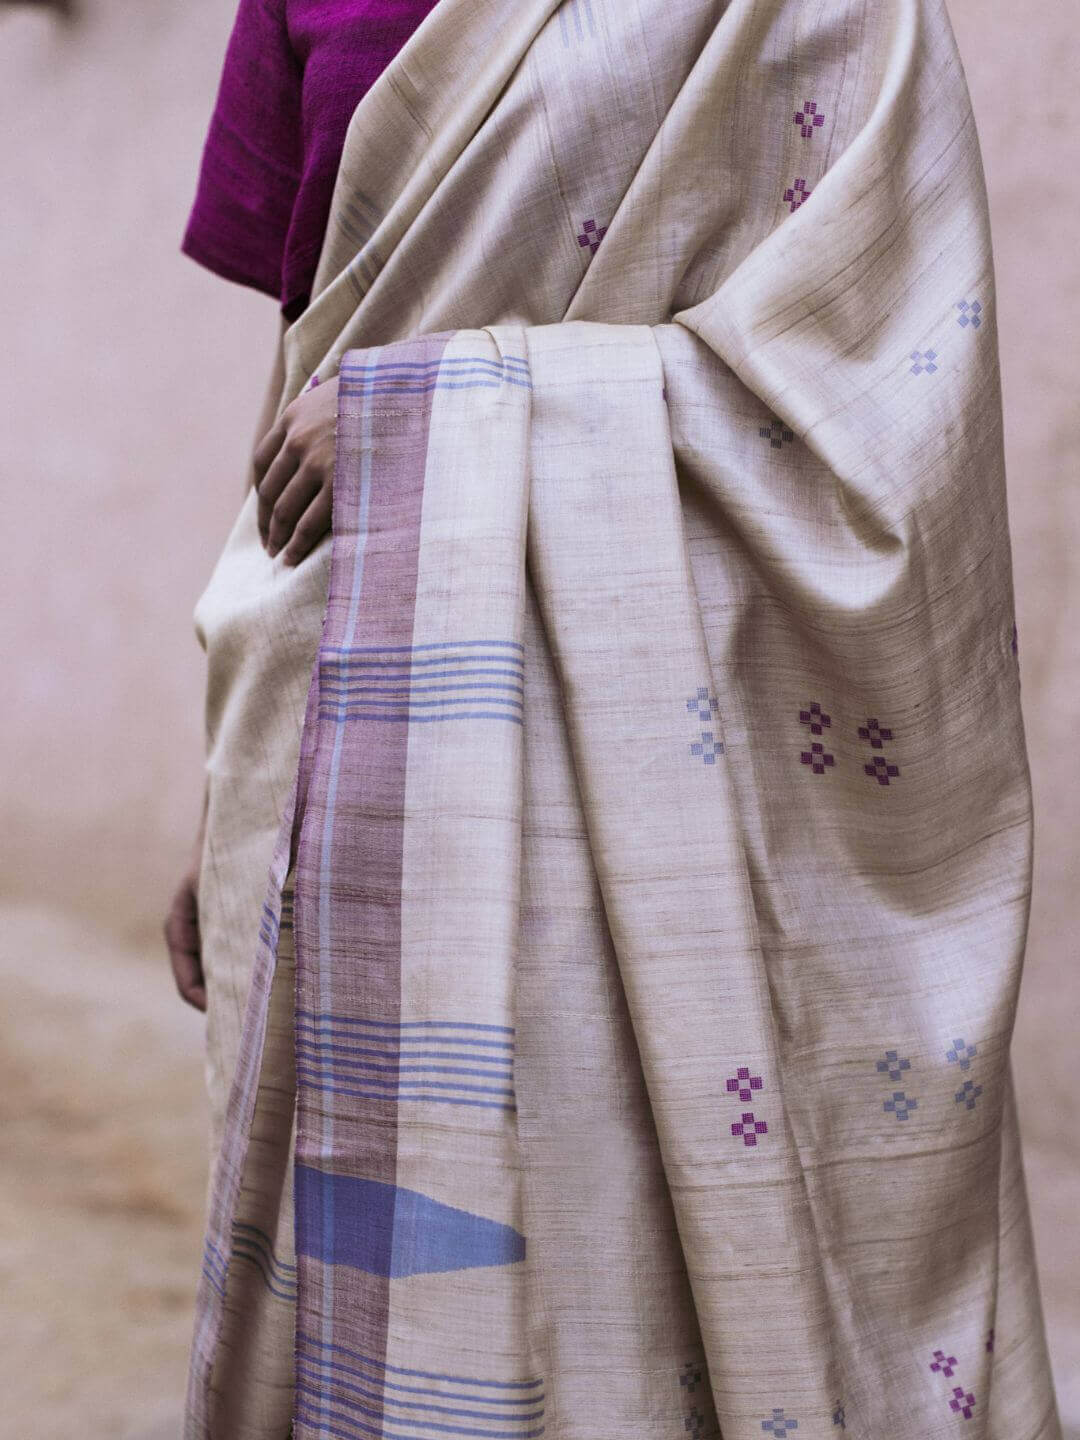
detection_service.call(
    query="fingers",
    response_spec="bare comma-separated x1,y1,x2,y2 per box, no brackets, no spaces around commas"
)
256,437,301,547
265,464,322,558
280,486,333,567
253,378,339,562
253,415,286,489
164,872,207,1012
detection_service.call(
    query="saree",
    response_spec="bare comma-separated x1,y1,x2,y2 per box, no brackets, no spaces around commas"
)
186,1,1063,1437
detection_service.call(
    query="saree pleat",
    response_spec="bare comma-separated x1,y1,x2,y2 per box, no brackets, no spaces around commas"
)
186,1,1061,1436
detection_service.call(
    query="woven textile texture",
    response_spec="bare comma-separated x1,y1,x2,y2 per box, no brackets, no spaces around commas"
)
185,1,1062,1437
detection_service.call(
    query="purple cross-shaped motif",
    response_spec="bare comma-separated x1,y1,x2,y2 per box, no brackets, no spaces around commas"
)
910,349,938,375
876,1049,911,1083
801,742,835,775
986,1329,995,1354
783,178,812,212
858,717,893,749
832,1402,846,1430
930,1351,958,1378
577,217,608,255
691,732,725,766
732,1111,768,1147
793,100,826,139
759,419,795,449
946,1038,977,1071
761,1408,798,1437
680,1363,702,1393
949,1387,976,1421
955,1078,983,1111
799,701,831,736
883,1090,917,1121
726,1065,764,1103
687,687,720,724
956,299,983,329
684,1407,705,1435
864,755,900,786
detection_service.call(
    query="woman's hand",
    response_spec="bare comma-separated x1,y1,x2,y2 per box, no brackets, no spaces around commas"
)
164,805,208,1013
253,374,339,566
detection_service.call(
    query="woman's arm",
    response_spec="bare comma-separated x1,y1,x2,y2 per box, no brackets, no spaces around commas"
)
252,344,340,565
162,314,291,1013
249,313,290,493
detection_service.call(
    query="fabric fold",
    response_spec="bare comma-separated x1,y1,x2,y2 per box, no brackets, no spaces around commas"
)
185,1,1061,1436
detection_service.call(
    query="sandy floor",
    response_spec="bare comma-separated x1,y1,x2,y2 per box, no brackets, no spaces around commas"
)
0,905,207,1440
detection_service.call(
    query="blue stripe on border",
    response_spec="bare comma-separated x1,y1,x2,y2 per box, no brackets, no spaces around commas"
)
298,1353,542,1408
297,1332,544,1390
296,1053,515,1084
339,360,531,380
295,1065,513,1099
295,1391,545,1440
319,655,523,671
294,1402,545,1440
320,641,524,656
318,682,525,699
297,1039,513,1067
230,1248,297,1302
296,1075,516,1113
317,709,525,727
318,695,521,713
294,1371,544,1426
295,1014,515,1036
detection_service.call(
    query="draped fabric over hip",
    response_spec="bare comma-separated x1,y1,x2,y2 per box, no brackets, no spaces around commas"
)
186,1,1062,1437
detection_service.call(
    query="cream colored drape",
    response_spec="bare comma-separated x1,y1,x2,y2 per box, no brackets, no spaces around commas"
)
186,2,1061,1437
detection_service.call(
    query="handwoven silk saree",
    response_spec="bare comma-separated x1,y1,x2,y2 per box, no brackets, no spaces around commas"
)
187,1,1062,1437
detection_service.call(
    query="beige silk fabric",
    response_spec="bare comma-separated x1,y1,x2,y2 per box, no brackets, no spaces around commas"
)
188,1,1062,1437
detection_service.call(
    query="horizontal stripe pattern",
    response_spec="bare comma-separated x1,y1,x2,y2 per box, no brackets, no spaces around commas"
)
317,640,525,729
229,1221,297,1303
258,890,295,949
339,353,532,397
296,1011,517,1112
297,1331,544,1440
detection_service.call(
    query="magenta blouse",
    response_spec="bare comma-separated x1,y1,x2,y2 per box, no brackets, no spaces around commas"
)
182,0,440,320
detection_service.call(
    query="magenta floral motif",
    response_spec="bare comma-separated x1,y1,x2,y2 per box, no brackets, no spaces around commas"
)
577,217,608,255
929,1349,977,1423
731,1111,768,1147
864,755,900,786
802,742,835,775
726,1065,764,1103
930,1351,958,1378
858,717,893,749
783,177,812,211
793,100,826,139
800,701,831,736
949,1387,977,1421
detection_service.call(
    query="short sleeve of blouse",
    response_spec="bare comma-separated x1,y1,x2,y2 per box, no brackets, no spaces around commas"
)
181,0,303,304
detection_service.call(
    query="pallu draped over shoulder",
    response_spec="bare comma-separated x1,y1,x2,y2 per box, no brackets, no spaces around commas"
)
186,1,1062,1437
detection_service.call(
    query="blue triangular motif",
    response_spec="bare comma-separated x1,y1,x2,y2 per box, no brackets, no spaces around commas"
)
296,1165,526,1277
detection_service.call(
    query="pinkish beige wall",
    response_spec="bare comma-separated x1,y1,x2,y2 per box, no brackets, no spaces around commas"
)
1,2,1076,1437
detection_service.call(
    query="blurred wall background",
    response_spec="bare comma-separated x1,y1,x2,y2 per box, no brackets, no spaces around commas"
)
0,1,1076,1436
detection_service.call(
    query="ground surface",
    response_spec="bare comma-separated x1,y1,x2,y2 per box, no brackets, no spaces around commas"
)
0,906,207,1440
